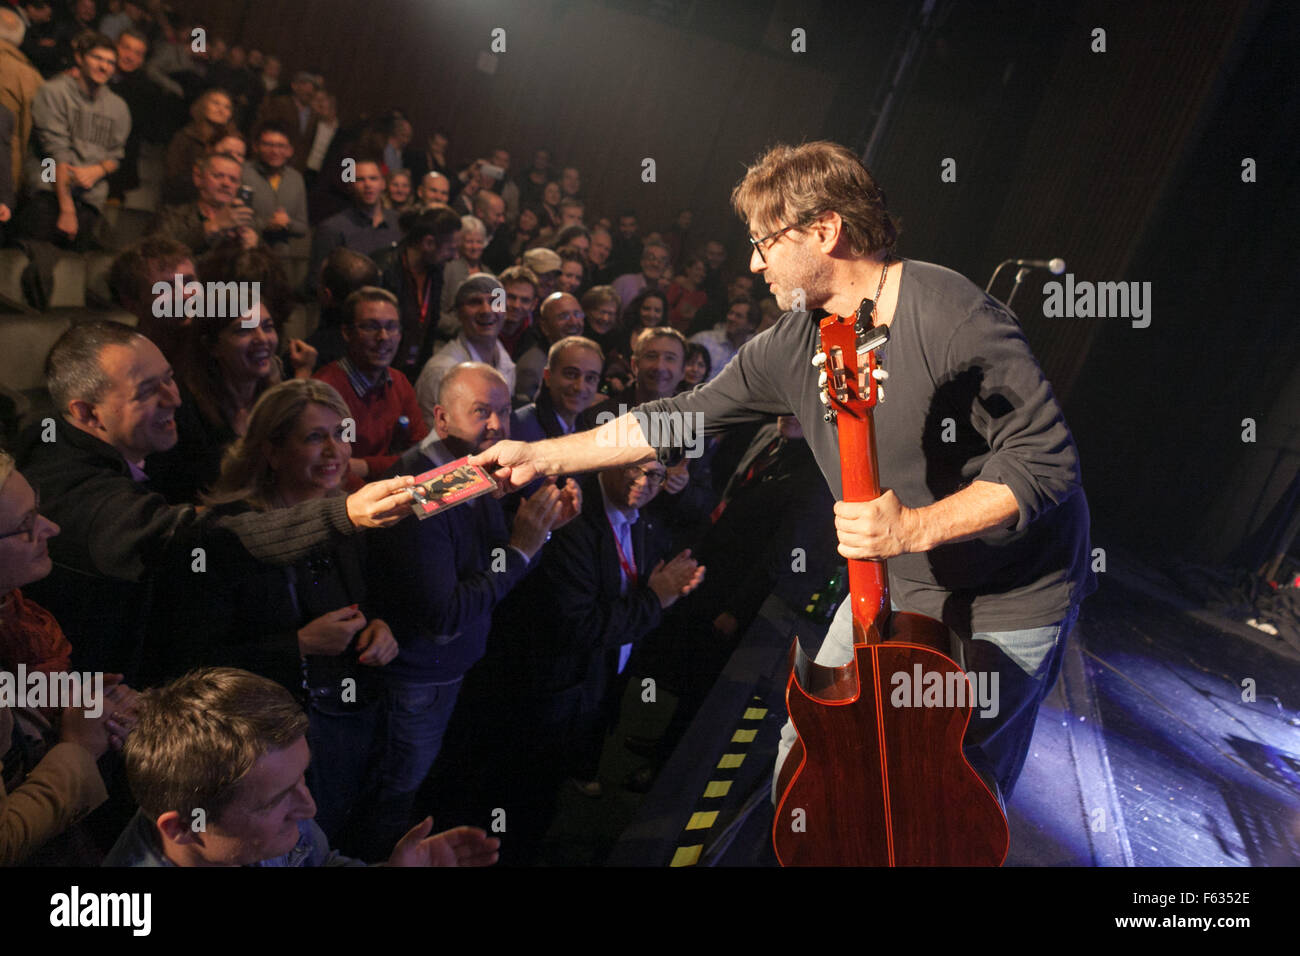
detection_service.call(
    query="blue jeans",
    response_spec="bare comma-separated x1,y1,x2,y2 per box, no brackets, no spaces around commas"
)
774,599,1078,803
361,676,463,857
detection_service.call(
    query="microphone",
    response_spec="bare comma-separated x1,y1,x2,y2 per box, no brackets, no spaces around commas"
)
1011,257,1066,274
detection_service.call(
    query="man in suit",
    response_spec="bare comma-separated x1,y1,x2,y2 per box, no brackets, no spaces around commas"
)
625,415,839,790
475,460,703,862
511,335,603,443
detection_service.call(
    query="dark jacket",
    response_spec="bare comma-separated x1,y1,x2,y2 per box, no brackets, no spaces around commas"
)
16,419,356,682
372,243,446,382
155,500,381,706
371,440,533,683
143,383,235,505
494,473,668,711
684,425,838,630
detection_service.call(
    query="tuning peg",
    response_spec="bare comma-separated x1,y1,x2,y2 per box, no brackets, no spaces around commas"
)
817,370,827,389
819,390,829,405
811,352,827,368
877,386,885,402
872,368,889,381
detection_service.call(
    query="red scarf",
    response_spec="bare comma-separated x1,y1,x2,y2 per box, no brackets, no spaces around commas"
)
0,589,72,673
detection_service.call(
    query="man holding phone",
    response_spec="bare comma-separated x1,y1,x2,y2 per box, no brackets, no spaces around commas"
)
148,152,261,253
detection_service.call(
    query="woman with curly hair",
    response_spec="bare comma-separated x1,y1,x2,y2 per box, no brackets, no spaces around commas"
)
145,248,316,503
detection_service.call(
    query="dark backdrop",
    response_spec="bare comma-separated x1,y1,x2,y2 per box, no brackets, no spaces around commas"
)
178,0,1300,564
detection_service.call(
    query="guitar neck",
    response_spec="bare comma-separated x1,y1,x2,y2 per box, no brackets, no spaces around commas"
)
837,394,890,641
820,308,890,642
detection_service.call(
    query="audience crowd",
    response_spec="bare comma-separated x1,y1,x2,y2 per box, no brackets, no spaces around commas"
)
0,0,838,867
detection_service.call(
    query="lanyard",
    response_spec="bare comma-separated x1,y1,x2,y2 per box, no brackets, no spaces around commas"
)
606,513,637,584
403,259,433,326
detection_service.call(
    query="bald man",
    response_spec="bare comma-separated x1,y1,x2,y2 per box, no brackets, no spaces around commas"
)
417,171,450,207
365,361,579,855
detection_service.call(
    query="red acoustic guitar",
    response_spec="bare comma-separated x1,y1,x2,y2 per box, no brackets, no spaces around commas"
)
772,298,1009,866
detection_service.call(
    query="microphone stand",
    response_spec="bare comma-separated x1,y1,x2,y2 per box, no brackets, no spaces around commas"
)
1004,266,1032,311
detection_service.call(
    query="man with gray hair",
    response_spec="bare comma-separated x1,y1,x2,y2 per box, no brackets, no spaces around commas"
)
611,240,671,307
416,273,515,428
15,321,417,681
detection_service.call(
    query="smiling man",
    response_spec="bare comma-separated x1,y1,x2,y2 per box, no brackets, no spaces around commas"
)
628,326,686,405
512,335,604,442
514,291,585,405
415,275,516,429
19,30,129,249
314,287,428,484
367,363,579,856
106,667,499,867
148,152,259,254
16,321,417,683
308,158,401,285
471,140,1095,806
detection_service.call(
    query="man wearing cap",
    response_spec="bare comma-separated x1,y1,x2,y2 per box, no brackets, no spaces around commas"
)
522,247,562,303
415,274,517,429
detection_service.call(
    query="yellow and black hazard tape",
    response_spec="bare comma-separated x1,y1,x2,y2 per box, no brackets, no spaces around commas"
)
668,695,769,867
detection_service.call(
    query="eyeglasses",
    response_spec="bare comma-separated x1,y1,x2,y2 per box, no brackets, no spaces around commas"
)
626,467,667,487
749,221,805,264
355,321,402,337
0,491,41,543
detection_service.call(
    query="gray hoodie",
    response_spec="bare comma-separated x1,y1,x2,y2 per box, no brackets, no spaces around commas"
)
26,71,129,211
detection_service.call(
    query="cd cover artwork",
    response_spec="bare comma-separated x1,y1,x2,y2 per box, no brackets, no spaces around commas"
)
408,457,497,519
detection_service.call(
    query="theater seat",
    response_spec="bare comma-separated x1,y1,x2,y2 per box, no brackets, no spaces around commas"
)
0,248,34,314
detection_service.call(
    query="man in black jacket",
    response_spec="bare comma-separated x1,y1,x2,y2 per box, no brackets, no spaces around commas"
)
16,321,414,684
470,462,702,862
371,206,462,381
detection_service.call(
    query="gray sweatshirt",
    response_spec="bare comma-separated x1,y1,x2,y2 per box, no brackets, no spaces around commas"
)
26,72,130,211
638,259,1096,633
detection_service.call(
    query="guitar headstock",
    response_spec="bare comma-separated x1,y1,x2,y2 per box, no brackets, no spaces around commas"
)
814,298,890,423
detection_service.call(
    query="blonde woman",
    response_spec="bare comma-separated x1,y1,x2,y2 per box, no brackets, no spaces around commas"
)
157,380,397,856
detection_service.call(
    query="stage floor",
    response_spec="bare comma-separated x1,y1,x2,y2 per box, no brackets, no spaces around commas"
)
535,564,1300,867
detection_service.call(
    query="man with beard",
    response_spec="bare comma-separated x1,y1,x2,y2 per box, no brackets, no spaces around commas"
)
471,140,1095,806
313,287,428,485
371,205,461,381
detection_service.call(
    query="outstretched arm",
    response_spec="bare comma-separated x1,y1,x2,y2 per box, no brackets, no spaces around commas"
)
471,411,657,490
